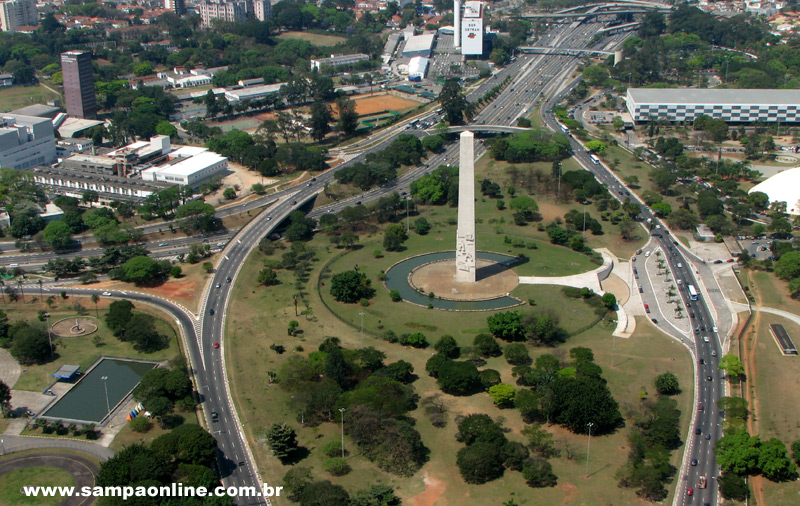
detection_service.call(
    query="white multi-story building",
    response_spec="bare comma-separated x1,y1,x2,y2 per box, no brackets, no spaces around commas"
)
0,114,56,170
310,53,370,72
626,88,800,123
198,0,247,27
141,146,228,186
0,0,37,32
461,1,484,56
252,0,271,21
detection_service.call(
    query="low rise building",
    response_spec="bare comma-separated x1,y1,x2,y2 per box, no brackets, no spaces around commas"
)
224,82,285,103
408,56,430,81
141,147,227,185
55,137,94,158
31,166,175,201
402,33,436,58
0,114,57,170
0,72,13,87
310,53,371,72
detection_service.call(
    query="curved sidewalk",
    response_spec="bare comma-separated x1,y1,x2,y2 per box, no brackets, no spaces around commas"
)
1,434,115,461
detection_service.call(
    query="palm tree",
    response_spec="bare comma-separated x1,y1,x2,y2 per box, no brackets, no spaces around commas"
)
17,279,24,303
91,294,99,318
38,279,43,300
0,280,5,304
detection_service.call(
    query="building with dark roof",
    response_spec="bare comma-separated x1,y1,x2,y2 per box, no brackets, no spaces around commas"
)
61,51,97,119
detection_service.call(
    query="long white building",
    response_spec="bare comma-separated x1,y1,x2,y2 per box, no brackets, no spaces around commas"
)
141,146,228,186
626,88,800,123
0,0,37,32
0,114,56,170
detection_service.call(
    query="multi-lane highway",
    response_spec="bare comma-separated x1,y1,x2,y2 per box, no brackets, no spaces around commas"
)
540,87,728,505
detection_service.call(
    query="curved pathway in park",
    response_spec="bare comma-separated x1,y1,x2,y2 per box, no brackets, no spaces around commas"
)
0,450,100,506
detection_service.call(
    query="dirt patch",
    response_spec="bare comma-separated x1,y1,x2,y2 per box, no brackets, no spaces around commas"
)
92,277,202,311
351,93,419,117
408,471,446,506
537,200,567,222
409,259,519,300
601,273,630,305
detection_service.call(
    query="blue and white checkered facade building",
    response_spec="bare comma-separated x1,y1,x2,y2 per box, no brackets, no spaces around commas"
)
626,88,800,123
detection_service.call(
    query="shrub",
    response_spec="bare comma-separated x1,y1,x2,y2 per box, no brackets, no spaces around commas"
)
389,289,402,302
473,333,502,357
130,416,152,433
401,332,429,348
434,335,460,358
504,343,531,365
479,369,502,389
323,440,344,458
488,383,516,408
324,457,352,476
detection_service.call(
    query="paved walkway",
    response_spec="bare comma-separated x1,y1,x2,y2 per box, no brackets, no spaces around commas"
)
733,304,800,327
0,349,21,389
517,249,614,293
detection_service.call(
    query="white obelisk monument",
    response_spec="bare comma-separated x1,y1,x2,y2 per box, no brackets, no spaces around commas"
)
455,130,476,283
454,0,462,48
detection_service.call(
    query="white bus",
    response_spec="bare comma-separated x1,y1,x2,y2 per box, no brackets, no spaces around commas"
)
687,284,698,301
589,154,601,165
559,123,570,134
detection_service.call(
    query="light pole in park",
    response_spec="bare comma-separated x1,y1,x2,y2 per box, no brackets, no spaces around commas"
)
338,408,346,458
406,197,411,233
359,312,365,349
585,422,594,477
101,376,110,415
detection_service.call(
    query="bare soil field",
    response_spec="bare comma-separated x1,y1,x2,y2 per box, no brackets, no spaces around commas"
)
351,93,420,117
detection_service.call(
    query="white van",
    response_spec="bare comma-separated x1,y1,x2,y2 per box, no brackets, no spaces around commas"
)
677,263,683,268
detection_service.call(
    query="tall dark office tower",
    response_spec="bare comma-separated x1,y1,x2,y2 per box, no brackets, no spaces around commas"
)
60,51,97,119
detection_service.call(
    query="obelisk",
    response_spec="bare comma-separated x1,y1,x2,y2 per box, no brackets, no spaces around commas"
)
455,130,476,283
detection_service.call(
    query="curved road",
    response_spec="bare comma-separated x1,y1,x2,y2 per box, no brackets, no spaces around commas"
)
0,451,99,506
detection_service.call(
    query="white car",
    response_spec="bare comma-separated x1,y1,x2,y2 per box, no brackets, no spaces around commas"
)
102,291,112,296
703,336,710,343
712,326,718,333
645,251,651,257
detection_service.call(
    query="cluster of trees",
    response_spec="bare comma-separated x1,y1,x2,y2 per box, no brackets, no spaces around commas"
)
334,135,424,190
132,359,194,428
486,309,567,346
106,300,171,353
514,348,624,435
489,130,572,163
108,255,173,286
715,430,797,500
410,166,458,206
277,338,428,476
281,472,401,506
454,414,557,487
330,269,375,304
1,318,52,366
97,424,218,506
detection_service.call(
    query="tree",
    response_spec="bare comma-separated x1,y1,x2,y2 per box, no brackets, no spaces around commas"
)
223,187,236,200
434,335,460,358
336,96,359,136
330,270,374,303
522,457,558,488
91,294,100,318
601,293,617,310
10,323,51,365
437,360,481,395
106,300,134,337
654,372,680,395
488,384,516,407
285,211,317,242
42,221,73,250
487,311,524,341
504,343,531,365
0,380,11,415
299,480,350,506
421,135,444,152
155,121,177,138
266,422,299,461
719,354,745,379
719,472,750,501
258,268,279,286
282,467,313,502
310,101,332,141
775,251,800,281
473,333,502,357
122,256,167,285
759,437,797,482
715,430,761,475
383,223,408,251
457,441,506,483
414,217,431,235
123,314,168,353
438,79,470,125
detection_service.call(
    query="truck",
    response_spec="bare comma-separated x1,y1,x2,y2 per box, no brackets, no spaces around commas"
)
698,476,707,489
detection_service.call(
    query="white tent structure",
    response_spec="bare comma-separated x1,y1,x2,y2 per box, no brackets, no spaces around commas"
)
749,167,800,215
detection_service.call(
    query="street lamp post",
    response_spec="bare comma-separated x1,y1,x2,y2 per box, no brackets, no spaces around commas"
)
582,203,587,239
338,408,346,458
585,422,594,477
101,376,110,415
406,197,410,233
359,312,365,349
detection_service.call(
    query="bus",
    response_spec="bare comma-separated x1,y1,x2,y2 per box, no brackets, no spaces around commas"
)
687,284,698,301
558,123,569,134
589,154,601,165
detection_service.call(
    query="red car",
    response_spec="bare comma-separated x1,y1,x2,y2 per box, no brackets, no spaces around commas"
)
726,258,735,263
687,488,693,496
213,341,220,349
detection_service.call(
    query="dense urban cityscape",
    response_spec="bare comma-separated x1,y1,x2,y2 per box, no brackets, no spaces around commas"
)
0,1,800,505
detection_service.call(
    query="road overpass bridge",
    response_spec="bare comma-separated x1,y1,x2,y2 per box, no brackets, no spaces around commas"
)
425,125,531,135
519,46,614,56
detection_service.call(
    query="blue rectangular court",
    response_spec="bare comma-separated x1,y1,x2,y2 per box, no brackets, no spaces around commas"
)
42,358,157,423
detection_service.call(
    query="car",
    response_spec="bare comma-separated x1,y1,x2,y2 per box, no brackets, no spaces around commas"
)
698,403,704,412
691,459,698,466
159,242,168,247
355,201,362,205
703,336,710,343
267,216,272,221
226,277,232,283
712,326,718,333
714,259,723,264
213,341,220,348
102,291,112,296
311,177,316,181
687,488,693,496
211,411,219,421
695,326,700,333
707,375,713,381
651,318,658,324
695,428,702,435
711,350,717,357
705,433,711,440
700,326,706,332
306,182,312,186
291,200,297,205
727,258,735,263
216,283,221,288
691,312,696,319
209,308,215,315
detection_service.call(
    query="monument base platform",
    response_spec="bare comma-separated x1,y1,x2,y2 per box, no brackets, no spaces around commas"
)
408,259,520,301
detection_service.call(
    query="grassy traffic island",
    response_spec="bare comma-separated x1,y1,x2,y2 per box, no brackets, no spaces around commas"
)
224,177,692,505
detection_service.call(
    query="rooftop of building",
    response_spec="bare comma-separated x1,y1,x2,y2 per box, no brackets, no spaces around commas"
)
225,82,285,99
33,166,175,191
463,1,483,17
58,118,104,138
144,151,226,177
628,88,800,105
9,104,61,118
403,33,436,52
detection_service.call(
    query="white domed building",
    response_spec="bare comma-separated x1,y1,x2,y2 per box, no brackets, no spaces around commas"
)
749,167,800,215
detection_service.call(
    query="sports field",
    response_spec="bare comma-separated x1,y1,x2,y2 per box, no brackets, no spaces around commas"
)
0,84,60,113
352,94,419,116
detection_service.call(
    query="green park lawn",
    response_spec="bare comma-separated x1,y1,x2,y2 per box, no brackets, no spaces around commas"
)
0,84,60,113
0,466,74,506
3,297,181,392
224,211,694,505
276,31,346,46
